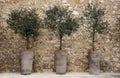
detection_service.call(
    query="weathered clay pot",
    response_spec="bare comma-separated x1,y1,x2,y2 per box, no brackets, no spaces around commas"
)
55,50,67,74
20,51,34,75
88,51,100,75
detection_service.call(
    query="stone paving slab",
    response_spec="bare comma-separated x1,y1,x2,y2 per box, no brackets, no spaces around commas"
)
0,72,120,78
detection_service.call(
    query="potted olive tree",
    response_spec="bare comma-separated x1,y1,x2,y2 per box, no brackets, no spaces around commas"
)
7,8,42,75
45,6,79,74
83,3,109,75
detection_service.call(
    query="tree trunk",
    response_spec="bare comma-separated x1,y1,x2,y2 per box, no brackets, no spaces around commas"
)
59,35,62,50
92,27,95,51
26,37,30,49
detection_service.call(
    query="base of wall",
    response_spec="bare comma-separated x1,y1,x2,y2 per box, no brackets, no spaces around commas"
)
0,72,120,78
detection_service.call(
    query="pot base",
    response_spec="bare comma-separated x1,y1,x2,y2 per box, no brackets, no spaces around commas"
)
55,50,67,74
88,51,100,75
20,51,34,75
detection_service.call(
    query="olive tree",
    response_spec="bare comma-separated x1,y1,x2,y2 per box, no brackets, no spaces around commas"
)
83,3,109,51
82,3,109,75
45,6,79,50
7,8,43,49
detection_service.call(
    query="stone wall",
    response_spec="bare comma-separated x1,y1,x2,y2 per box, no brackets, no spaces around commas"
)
0,0,120,72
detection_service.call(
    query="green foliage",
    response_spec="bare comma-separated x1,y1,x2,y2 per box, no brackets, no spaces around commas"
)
83,3,109,51
7,8,42,40
84,3,109,34
45,6,79,38
44,6,79,50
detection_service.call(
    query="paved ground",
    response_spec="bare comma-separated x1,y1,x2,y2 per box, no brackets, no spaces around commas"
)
0,72,120,78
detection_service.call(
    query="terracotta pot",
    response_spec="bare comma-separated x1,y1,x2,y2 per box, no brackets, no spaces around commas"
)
55,50,67,74
20,51,34,75
88,51,100,75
